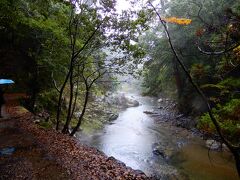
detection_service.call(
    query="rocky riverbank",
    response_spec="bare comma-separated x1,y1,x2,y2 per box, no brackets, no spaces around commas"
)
143,97,231,153
78,92,140,134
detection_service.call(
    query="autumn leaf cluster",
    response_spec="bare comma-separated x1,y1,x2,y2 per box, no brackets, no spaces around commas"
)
162,17,192,25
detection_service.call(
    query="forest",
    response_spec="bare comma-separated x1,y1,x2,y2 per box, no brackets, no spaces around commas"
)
0,0,239,179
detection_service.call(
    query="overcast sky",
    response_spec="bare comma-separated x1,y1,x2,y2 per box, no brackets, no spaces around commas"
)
116,0,131,12
116,0,149,13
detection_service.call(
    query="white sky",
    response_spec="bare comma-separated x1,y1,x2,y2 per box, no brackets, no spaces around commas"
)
116,0,150,13
116,0,166,13
116,0,131,12
75,0,132,14
75,0,152,14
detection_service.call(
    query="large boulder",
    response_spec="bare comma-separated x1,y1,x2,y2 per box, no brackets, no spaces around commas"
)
205,139,221,150
126,98,139,107
152,143,174,159
105,93,139,108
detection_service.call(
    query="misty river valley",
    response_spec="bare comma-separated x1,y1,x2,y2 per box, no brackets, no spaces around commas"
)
77,92,238,179
1,0,240,179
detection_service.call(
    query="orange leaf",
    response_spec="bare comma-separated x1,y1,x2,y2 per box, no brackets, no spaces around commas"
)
162,17,192,25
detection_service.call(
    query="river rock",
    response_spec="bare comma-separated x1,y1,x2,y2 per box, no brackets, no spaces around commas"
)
221,143,230,152
153,148,165,157
126,99,139,107
206,139,221,150
175,117,197,130
158,106,164,109
108,113,119,121
143,111,157,115
152,143,165,158
134,170,146,176
152,143,174,159
105,93,139,108
157,98,163,103
33,118,41,123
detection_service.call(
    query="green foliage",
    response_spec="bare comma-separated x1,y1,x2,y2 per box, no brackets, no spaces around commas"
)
36,90,59,112
198,99,240,142
219,78,240,90
0,0,71,108
200,84,228,99
141,0,240,113
190,64,211,84
38,121,53,129
198,109,219,133
221,99,240,119
200,77,240,105
139,0,240,147
142,62,175,96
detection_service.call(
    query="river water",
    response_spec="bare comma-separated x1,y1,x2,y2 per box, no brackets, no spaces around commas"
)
78,93,238,179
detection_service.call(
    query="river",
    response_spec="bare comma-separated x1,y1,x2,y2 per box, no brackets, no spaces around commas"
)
77,93,238,179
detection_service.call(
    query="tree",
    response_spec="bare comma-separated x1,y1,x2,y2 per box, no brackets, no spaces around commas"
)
53,0,147,135
0,0,147,135
0,0,71,112
145,0,240,176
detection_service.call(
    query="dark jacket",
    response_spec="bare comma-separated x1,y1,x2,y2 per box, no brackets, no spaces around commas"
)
0,88,5,105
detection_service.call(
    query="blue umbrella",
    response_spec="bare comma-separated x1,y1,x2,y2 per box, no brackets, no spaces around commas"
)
0,79,14,85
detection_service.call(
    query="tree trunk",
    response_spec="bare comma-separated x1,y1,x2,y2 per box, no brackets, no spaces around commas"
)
56,61,73,130
27,63,39,113
149,3,240,176
233,150,240,176
70,89,89,136
70,69,80,120
62,68,74,134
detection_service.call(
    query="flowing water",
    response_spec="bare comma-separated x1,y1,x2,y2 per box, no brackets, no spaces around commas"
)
78,93,238,179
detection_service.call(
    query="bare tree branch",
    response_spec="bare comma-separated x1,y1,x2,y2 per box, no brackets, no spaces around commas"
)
197,43,240,55
51,72,60,93
73,23,102,60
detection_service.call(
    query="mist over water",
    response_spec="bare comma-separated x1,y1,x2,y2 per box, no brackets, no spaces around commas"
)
78,82,238,179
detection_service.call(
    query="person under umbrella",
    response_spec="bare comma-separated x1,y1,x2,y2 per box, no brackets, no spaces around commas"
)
0,79,14,118
0,87,5,118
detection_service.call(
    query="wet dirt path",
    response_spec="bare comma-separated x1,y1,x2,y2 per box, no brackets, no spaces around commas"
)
0,93,70,179
0,117,70,180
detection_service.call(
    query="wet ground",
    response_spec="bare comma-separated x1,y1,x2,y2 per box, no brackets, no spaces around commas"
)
0,94,70,179
0,117,70,180
0,94,151,180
